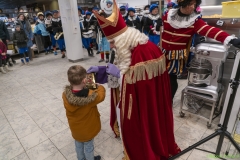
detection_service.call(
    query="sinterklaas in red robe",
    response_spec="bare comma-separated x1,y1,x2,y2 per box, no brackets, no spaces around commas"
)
119,41,181,160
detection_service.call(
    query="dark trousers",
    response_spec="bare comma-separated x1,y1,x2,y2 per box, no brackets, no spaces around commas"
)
0,58,6,67
42,36,52,49
170,75,178,100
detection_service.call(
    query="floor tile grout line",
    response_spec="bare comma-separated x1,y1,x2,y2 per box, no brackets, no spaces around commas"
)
0,106,30,160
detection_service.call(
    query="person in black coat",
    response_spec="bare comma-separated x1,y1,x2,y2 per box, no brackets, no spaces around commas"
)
141,5,150,34
125,8,142,32
13,24,29,65
119,6,128,20
143,4,162,45
51,10,66,58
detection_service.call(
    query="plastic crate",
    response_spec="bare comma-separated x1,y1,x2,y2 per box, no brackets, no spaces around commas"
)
222,1,240,18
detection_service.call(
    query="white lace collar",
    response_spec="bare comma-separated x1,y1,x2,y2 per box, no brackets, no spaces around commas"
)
167,9,200,29
37,19,44,24
122,12,127,17
52,18,60,22
148,14,160,20
79,15,84,21
128,15,137,21
44,18,51,25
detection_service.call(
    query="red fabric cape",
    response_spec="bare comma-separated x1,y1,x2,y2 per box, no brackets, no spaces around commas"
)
119,41,181,160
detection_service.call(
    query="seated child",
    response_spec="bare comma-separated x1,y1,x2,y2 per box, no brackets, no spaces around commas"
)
0,39,11,73
62,65,105,160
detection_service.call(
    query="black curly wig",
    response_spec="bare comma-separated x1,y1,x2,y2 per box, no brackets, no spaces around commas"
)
144,5,150,10
177,0,202,8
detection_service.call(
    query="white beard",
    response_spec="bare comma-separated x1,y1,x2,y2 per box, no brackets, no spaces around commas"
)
112,27,149,75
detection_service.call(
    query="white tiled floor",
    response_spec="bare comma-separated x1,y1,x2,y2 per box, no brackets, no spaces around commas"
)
0,51,238,160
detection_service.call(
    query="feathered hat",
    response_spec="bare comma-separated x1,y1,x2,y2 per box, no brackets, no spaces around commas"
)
37,12,44,17
120,6,126,11
167,2,176,8
93,0,127,39
150,4,158,12
45,11,52,17
128,7,136,13
86,11,92,16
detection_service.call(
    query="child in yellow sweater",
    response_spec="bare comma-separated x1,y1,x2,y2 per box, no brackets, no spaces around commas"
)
62,65,106,160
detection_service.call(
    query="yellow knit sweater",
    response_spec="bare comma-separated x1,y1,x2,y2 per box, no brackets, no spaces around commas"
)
62,85,106,142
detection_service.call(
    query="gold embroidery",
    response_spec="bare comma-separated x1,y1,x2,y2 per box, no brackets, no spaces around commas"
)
189,26,194,28
113,120,120,137
171,50,175,60
107,26,128,39
125,55,166,84
162,39,186,45
127,94,133,120
121,76,127,123
197,25,208,34
205,27,214,37
180,58,184,74
214,30,223,40
164,30,191,37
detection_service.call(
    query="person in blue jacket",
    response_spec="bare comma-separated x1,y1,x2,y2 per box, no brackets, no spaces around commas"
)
34,12,52,55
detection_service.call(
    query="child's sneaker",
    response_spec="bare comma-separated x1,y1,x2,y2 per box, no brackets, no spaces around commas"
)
99,59,104,63
54,51,58,55
45,51,48,55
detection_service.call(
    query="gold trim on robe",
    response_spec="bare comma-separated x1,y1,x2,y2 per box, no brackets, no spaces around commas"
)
125,55,166,84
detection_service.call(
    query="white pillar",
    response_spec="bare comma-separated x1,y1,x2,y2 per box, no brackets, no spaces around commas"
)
58,0,84,62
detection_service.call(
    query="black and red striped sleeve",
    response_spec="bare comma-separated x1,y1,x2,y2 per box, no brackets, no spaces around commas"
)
193,18,233,45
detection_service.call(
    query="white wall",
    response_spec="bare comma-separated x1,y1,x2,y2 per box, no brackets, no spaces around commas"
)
116,0,149,8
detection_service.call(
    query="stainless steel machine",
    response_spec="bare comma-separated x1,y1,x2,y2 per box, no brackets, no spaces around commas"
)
179,42,228,128
179,11,240,128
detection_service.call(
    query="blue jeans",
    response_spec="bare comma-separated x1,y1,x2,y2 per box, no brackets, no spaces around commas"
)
75,139,94,160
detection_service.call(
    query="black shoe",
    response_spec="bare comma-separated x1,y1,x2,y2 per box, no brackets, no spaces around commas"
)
90,49,94,56
8,62,13,67
96,51,100,54
94,155,101,160
105,59,109,63
62,54,65,58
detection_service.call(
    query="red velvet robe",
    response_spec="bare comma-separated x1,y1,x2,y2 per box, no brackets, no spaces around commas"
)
119,41,181,160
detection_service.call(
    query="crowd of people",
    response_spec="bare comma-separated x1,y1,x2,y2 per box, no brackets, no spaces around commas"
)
2,0,240,159
63,0,240,160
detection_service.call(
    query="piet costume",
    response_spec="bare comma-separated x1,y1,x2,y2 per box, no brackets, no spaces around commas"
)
81,11,94,56
97,11,110,63
125,8,142,32
51,10,66,58
144,4,163,45
162,0,240,99
88,0,181,159
120,6,128,20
